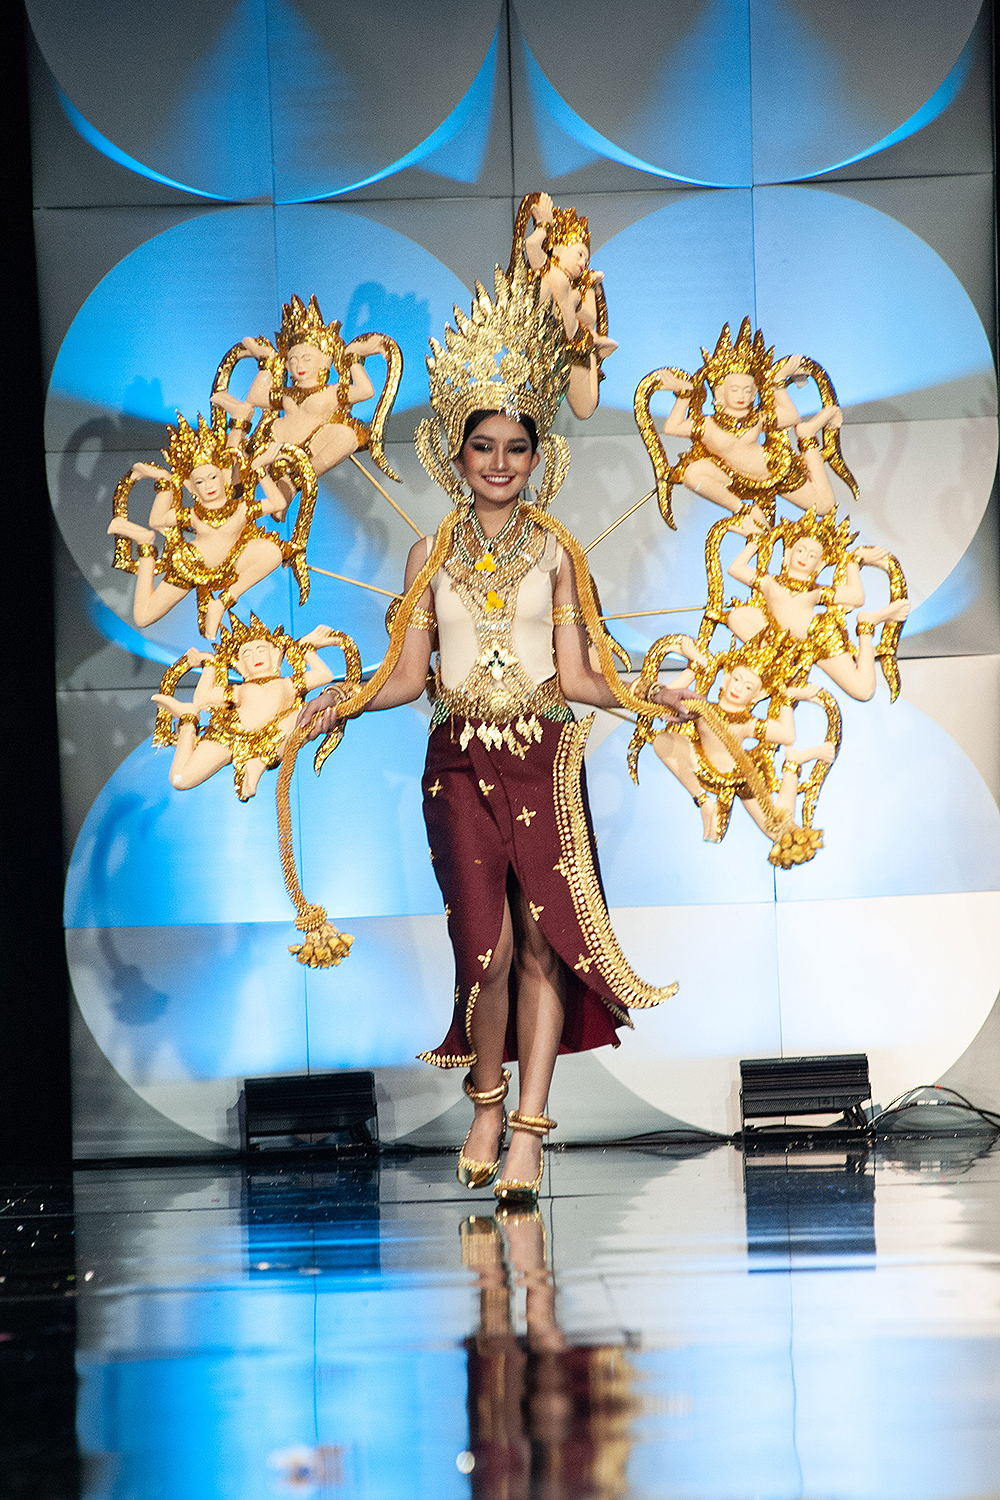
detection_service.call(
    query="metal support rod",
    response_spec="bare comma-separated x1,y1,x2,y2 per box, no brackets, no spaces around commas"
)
583,491,654,554
349,453,424,537
308,565,401,599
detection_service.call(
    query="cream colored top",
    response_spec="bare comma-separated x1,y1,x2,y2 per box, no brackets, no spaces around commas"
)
427,531,563,690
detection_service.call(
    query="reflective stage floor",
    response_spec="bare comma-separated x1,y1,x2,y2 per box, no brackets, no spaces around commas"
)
2,1135,999,1499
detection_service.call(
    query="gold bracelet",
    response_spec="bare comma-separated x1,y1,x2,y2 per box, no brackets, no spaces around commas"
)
798,435,820,452
856,620,876,636
137,543,157,559
177,713,200,728
783,759,802,774
228,417,252,432
154,479,174,493
408,607,437,631
552,604,585,627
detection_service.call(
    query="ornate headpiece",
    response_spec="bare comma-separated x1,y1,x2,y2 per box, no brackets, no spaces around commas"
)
162,414,229,482
276,294,344,361
218,611,291,665
543,204,590,255
698,318,775,393
416,263,571,509
779,506,856,568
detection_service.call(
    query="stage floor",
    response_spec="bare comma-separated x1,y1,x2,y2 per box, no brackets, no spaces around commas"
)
3,1135,999,1499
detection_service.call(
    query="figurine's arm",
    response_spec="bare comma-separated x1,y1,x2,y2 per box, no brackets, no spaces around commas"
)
833,547,888,608
761,702,795,746
256,471,288,520
657,371,695,438
346,362,375,405
727,540,763,589
832,561,865,609
524,192,553,270
297,625,343,689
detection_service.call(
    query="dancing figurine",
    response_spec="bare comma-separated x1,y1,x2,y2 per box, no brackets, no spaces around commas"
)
630,503,909,866
635,638,838,861
633,318,857,531
509,192,616,420
108,412,317,639
211,293,403,494
151,613,359,801
725,510,911,701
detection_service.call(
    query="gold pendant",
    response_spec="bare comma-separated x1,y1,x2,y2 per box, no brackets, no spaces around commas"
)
485,589,504,612
475,553,496,573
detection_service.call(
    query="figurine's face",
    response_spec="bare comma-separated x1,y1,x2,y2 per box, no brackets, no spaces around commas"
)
787,537,825,579
552,240,589,279
720,666,763,708
238,639,283,679
286,343,332,387
715,375,757,415
189,465,229,506
454,413,540,507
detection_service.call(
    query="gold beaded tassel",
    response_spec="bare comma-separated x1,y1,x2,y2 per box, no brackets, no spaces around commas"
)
275,725,353,968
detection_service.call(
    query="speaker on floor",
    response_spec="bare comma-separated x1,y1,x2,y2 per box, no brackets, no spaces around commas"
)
239,1071,378,1154
739,1053,871,1143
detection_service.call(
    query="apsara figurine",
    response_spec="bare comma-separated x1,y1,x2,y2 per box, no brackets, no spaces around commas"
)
108,412,317,639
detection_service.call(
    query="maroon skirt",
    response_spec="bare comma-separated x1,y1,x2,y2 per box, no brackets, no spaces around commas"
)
418,713,676,1068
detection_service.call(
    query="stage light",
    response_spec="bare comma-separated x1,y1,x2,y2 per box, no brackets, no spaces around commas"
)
739,1053,871,1144
240,1071,378,1154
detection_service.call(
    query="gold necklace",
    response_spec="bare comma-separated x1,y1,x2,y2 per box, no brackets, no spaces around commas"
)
711,407,760,434
193,488,241,528
775,569,818,594
284,380,329,404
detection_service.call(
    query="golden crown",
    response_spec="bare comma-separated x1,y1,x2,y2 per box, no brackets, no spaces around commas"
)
544,204,590,254
425,261,570,456
779,506,857,569
162,413,230,482
276,294,345,360
221,611,288,654
699,318,775,392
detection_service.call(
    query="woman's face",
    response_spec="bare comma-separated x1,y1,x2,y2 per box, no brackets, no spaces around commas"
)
454,414,540,507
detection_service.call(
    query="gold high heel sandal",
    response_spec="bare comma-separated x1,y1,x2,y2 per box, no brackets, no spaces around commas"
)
493,1110,557,1205
457,1069,511,1189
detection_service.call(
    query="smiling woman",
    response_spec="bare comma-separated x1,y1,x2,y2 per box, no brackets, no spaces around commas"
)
297,266,682,1205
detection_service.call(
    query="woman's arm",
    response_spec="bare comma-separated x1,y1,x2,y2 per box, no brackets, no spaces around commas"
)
297,538,434,737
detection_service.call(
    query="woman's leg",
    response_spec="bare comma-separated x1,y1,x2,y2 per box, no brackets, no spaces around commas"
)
503,887,565,1184
462,897,516,1166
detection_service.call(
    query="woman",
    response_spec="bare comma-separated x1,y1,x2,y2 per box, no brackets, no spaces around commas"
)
299,269,681,1204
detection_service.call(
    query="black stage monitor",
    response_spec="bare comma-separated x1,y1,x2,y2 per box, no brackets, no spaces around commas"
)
739,1053,871,1138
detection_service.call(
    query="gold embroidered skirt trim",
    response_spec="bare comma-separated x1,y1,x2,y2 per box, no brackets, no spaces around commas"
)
552,715,678,1014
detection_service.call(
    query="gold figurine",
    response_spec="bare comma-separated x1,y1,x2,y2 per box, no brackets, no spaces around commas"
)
509,192,616,420
108,412,317,639
634,318,857,531
632,503,909,865
151,611,359,801
210,292,403,494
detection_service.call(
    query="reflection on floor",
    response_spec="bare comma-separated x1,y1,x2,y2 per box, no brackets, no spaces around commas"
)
2,1136,999,1499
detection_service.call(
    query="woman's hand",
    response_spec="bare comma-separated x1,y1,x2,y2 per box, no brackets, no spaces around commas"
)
641,680,701,723
296,682,360,738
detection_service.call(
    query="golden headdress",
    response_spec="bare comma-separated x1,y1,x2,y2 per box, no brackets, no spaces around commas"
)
162,413,230,483
276,294,345,361
775,506,857,573
218,610,292,665
698,318,775,393
544,203,590,255
416,260,571,509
